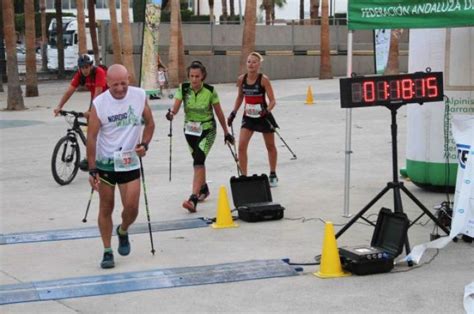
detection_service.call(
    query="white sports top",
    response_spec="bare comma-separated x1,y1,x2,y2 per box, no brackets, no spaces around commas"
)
93,86,146,171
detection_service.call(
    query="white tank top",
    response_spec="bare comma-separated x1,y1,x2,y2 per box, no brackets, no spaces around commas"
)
93,86,146,171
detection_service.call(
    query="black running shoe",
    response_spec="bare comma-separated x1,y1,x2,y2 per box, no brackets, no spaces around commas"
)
183,194,198,213
100,251,115,269
116,226,130,256
198,184,210,202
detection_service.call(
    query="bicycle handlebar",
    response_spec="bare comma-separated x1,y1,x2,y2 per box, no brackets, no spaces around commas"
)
59,110,85,118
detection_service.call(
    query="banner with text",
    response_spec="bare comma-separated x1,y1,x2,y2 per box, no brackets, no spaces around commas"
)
348,0,474,30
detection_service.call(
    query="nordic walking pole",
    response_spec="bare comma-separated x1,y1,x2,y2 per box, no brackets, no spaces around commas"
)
82,187,94,223
139,157,156,255
168,109,172,182
265,117,297,160
230,124,241,175
227,142,243,176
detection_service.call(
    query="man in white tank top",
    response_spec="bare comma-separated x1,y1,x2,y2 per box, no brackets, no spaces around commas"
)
87,64,155,269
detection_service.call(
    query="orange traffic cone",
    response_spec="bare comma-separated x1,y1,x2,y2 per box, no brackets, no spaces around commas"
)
314,222,351,278
305,86,314,105
212,185,239,229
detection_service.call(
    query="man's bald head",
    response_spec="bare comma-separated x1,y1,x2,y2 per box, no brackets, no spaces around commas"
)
107,64,129,99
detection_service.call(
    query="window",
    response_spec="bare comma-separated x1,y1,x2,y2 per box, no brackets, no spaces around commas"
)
62,0,69,9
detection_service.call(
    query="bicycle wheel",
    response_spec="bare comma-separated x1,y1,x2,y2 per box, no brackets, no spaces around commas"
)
51,135,80,185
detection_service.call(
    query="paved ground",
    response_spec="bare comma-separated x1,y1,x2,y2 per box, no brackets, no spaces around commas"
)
0,78,472,313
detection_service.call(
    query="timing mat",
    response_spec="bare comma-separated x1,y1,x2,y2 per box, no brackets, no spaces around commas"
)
0,259,299,305
0,218,209,245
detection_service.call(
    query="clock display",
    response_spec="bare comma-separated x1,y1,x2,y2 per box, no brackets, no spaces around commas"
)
340,72,444,108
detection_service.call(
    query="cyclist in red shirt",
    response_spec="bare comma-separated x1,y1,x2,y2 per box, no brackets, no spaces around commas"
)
54,54,107,118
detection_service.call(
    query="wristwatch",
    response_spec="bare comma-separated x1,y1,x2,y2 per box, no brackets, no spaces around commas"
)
140,142,149,151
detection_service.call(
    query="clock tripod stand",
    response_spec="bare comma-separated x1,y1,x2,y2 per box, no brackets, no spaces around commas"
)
336,104,451,257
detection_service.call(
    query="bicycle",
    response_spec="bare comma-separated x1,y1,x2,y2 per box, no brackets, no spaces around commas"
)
51,110,87,185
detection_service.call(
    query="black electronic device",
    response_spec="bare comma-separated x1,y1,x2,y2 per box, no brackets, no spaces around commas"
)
336,70,450,259
230,174,285,222
339,207,409,275
340,71,444,108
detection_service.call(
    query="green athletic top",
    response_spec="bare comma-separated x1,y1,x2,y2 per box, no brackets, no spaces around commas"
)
175,82,219,130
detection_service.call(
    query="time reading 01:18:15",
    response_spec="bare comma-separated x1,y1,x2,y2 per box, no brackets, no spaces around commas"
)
351,77,440,103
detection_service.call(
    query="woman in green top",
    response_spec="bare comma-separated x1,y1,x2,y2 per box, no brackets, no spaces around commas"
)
166,61,234,213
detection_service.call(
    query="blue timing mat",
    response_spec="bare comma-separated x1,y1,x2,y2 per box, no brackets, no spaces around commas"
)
0,218,209,245
0,259,299,305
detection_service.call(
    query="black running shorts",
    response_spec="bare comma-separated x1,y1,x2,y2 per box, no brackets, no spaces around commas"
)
98,169,141,186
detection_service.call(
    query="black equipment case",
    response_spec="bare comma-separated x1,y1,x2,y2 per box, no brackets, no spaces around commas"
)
339,207,409,275
230,174,285,222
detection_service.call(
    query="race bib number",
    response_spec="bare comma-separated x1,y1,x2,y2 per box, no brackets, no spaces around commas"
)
245,103,262,118
113,150,140,172
184,121,203,136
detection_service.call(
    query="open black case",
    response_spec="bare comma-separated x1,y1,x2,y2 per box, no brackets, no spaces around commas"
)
339,207,409,275
230,174,285,222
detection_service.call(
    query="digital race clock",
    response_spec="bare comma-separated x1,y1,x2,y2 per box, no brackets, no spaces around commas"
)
339,72,444,108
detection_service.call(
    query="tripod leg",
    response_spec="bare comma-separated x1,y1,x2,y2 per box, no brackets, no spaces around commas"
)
336,185,391,238
400,185,450,235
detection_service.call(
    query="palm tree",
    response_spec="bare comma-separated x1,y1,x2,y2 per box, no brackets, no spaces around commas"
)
261,0,272,25
310,0,319,25
88,0,100,64
108,0,123,64
77,0,87,55
222,0,228,22
2,0,25,109
121,0,136,84
40,0,48,71
319,0,332,79
55,0,65,79
229,0,235,18
384,29,402,75
208,0,215,23
260,0,287,25
0,3,5,93
239,0,256,74
299,0,304,23
168,0,185,87
168,0,185,86
25,0,39,97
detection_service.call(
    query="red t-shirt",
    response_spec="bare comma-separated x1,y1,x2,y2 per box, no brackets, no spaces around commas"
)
71,66,107,99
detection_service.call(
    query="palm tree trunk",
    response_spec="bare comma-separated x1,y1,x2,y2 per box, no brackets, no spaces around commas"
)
88,0,100,64
208,0,215,23
2,0,25,109
40,0,48,71
299,0,304,24
0,5,5,93
239,0,256,74
168,0,185,87
229,0,235,17
77,0,87,55
319,0,332,79
222,0,228,22
108,0,123,64
121,0,136,84
25,0,39,97
177,7,185,82
384,29,402,75
310,0,319,25
262,0,271,25
55,0,65,79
